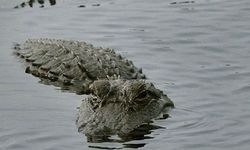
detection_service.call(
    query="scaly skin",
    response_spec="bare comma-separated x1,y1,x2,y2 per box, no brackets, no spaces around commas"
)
76,79,174,137
14,38,174,137
14,38,145,94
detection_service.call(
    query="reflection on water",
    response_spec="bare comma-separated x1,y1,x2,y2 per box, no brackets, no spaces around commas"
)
86,124,163,149
1,0,250,149
89,143,146,149
14,0,56,8
39,78,87,95
86,124,163,143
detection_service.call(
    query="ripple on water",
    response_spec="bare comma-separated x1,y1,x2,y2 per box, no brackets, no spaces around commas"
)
1,128,85,150
1,0,250,149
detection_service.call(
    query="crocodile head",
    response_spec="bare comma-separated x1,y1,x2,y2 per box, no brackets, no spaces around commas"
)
76,79,174,137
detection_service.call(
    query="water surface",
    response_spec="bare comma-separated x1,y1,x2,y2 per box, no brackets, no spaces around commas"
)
1,0,250,149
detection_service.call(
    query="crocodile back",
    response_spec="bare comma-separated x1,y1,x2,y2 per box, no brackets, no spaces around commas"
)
14,39,146,94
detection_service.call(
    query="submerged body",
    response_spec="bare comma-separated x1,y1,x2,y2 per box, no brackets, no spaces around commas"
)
14,38,174,137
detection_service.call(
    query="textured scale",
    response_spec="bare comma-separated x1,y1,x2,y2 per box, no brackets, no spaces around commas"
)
76,79,174,137
14,38,174,138
14,38,146,94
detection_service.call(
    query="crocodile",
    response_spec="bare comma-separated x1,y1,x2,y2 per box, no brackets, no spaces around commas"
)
14,38,174,138
14,38,146,94
77,79,174,138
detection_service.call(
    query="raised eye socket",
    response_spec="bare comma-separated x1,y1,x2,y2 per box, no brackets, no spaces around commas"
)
147,90,160,98
136,91,148,99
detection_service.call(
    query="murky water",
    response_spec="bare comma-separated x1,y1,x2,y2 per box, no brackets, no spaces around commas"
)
1,0,250,149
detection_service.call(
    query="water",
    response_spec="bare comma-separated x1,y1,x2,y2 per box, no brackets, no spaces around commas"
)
1,0,250,149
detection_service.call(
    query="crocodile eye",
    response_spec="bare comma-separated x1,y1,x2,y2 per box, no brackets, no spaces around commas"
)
136,91,148,99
